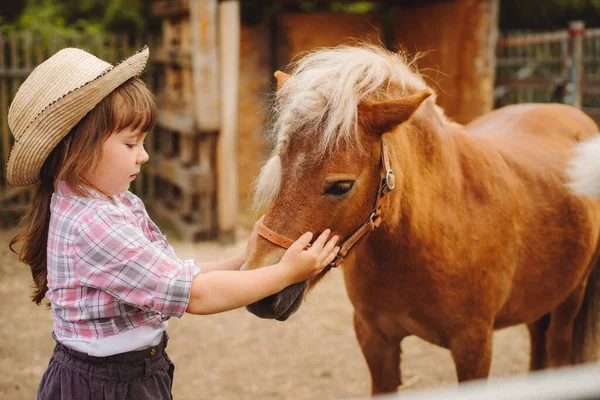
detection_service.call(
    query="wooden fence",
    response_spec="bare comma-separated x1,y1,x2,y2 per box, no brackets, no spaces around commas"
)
495,21,600,123
0,32,160,226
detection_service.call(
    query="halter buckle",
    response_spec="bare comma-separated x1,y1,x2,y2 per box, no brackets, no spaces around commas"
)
385,169,396,190
329,254,343,268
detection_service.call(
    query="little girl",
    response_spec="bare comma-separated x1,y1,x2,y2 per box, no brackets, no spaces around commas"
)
7,47,339,400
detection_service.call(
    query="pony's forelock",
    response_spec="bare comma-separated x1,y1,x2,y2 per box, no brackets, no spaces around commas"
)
269,44,430,158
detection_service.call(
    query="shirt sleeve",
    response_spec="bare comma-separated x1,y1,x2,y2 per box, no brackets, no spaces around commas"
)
73,206,198,318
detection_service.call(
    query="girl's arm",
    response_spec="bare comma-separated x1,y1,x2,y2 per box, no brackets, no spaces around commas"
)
196,216,264,273
197,253,246,273
186,230,339,315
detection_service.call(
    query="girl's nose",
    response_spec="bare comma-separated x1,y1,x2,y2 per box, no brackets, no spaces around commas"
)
138,146,149,164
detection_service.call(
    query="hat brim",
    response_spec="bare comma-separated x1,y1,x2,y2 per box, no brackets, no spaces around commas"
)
6,47,150,187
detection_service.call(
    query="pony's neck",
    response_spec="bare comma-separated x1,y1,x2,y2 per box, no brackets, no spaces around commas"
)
383,104,475,234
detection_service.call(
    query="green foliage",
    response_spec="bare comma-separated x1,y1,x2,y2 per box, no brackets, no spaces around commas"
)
5,0,600,36
0,0,159,36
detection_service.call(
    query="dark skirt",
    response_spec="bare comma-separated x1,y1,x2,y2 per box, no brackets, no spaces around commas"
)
37,332,174,400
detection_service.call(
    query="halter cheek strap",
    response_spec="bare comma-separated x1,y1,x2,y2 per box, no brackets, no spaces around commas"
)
257,134,394,268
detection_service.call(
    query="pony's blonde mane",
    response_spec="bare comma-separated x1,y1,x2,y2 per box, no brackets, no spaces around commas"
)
254,44,430,212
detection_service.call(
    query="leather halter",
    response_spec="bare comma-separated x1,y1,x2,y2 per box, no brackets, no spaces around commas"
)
258,134,395,267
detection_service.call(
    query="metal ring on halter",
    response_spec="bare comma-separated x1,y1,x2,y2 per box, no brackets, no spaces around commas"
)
385,170,396,190
329,254,343,268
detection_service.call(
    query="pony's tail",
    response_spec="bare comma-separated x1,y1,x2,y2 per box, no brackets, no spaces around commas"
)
572,260,600,363
566,134,600,198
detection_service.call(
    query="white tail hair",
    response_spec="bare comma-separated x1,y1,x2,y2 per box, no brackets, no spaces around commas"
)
566,134,600,198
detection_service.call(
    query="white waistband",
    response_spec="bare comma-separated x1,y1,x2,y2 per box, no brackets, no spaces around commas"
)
56,321,168,357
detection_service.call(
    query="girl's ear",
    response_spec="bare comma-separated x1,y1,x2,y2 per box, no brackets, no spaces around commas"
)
358,89,433,136
274,70,290,91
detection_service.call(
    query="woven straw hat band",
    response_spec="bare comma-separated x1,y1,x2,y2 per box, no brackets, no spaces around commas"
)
5,47,149,187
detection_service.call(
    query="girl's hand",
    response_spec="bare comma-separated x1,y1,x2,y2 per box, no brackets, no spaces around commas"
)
279,229,339,283
245,215,265,260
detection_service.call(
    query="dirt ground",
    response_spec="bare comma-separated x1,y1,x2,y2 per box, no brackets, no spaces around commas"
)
0,228,531,400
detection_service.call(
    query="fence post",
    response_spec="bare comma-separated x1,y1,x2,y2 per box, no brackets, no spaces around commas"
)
217,0,240,243
564,20,585,108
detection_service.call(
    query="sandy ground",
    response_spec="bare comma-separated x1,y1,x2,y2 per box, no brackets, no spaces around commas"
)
0,228,531,400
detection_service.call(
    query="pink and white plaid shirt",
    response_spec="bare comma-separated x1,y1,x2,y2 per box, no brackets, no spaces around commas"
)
47,181,199,340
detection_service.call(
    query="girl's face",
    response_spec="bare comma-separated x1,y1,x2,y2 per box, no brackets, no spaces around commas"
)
85,126,149,198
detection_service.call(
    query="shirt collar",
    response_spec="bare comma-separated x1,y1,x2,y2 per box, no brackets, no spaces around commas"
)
55,181,119,204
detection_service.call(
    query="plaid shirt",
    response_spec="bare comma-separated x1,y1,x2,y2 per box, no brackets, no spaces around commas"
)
47,181,199,340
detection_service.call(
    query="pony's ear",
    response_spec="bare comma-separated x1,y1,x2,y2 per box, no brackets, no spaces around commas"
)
274,70,290,90
359,89,433,135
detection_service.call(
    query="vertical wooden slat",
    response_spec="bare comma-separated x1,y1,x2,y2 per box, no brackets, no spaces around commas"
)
23,32,32,69
0,34,8,192
134,34,142,52
120,33,129,61
34,33,44,64
9,34,19,98
8,34,26,204
109,35,117,63
180,136,194,165
22,32,36,201
96,34,104,59
181,193,193,217
48,33,58,56
189,0,220,131
216,0,240,242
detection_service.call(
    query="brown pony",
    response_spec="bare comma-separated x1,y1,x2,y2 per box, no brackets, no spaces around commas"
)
243,44,600,395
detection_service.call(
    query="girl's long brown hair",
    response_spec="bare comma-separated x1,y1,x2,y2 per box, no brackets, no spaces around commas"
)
9,77,157,305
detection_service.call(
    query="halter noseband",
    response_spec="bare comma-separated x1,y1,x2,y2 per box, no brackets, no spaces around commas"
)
258,134,395,267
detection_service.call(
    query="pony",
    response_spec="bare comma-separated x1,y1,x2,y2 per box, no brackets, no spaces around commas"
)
242,44,600,395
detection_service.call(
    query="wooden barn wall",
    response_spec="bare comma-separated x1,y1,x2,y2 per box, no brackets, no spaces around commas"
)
237,21,272,228
393,0,499,124
274,13,383,66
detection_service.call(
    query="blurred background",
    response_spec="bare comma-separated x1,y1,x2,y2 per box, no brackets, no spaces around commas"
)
2,0,600,242
2,1,600,399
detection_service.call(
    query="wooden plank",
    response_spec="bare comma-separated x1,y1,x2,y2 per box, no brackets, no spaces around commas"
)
152,0,189,18
181,18,191,50
216,0,240,241
189,0,220,131
181,192,193,216
157,104,195,136
34,33,44,64
152,47,192,68
146,154,214,194
394,0,499,123
180,136,195,165
497,31,568,47
9,33,19,97
120,33,129,61
147,201,212,241
109,35,117,64
0,34,8,192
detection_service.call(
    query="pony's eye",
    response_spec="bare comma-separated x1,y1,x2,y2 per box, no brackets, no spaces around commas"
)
325,181,354,196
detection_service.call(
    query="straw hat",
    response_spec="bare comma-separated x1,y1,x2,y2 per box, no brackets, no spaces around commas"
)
6,46,150,187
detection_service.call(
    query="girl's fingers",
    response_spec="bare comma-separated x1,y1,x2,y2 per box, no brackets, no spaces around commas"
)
310,229,331,251
322,246,340,267
289,232,313,253
319,235,339,259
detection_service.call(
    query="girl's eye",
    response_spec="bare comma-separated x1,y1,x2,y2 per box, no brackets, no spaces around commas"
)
325,181,354,197
126,143,136,149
